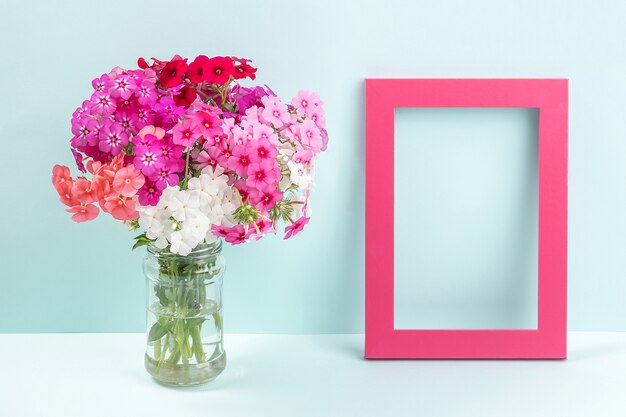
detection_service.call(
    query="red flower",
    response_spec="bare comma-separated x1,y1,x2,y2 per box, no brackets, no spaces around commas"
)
186,55,210,84
204,56,234,85
158,58,188,88
231,57,257,80
137,57,149,69
173,85,198,108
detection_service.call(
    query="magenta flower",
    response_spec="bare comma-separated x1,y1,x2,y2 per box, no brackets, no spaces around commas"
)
246,159,280,191
71,116,98,148
110,74,136,100
98,122,129,155
132,133,157,147
91,92,116,116
136,79,157,106
91,74,112,93
137,180,164,206
284,216,310,240
133,145,164,176
149,163,181,188
172,118,201,148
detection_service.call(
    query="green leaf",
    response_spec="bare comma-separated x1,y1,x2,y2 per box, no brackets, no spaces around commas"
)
148,321,171,342
132,239,150,250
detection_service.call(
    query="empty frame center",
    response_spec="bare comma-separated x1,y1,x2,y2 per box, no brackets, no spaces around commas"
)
393,107,539,330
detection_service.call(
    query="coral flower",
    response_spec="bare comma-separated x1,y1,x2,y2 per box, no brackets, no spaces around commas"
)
66,204,99,222
112,166,145,197
52,165,72,186
104,195,139,221
72,177,98,204
137,125,165,140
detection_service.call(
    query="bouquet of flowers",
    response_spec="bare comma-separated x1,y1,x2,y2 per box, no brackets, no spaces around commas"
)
50,54,327,385
51,54,327,254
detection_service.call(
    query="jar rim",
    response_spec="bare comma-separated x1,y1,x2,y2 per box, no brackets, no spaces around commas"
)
147,239,223,258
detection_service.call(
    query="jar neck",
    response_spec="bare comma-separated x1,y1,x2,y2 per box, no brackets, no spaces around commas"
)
147,239,223,261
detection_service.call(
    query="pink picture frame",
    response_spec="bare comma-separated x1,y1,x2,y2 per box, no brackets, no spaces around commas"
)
365,79,568,359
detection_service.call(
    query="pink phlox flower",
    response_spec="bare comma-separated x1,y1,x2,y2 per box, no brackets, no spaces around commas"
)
293,149,313,166
66,203,99,223
246,159,281,191
249,137,278,163
223,224,251,245
211,224,230,238
252,122,279,146
249,186,282,213
234,179,251,202
291,90,321,116
252,218,275,239
113,165,146,197
172,118,201,148
308,105,326,129
193,111,222,138
227,144,252,177
284,216,310,240
192,148,220,170
295,119,323,152
260,96,290,128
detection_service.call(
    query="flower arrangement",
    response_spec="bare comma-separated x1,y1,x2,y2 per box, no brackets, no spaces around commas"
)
51,54,327,255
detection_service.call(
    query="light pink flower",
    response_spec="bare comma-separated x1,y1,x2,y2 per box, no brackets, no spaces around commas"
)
291,89,321,115
261,96,290,128
112,166,145,197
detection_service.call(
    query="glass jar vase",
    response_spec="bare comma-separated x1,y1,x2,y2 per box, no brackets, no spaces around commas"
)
143,240,226,385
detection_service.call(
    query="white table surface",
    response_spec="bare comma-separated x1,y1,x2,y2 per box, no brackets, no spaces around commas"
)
1,332,625,417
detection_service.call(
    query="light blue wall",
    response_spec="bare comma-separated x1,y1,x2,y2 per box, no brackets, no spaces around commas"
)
1,0,625,333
